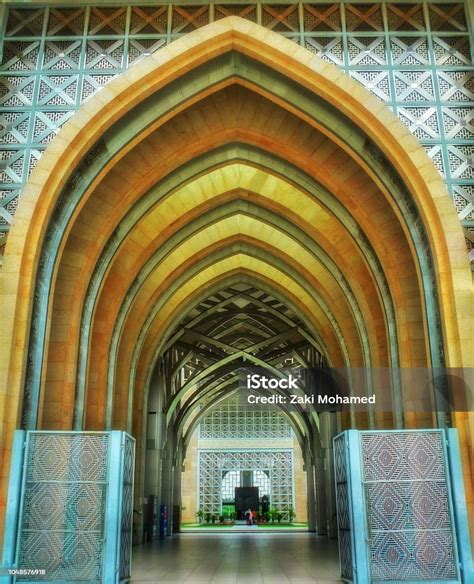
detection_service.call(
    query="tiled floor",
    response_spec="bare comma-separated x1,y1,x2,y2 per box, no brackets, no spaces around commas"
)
131,532,340,583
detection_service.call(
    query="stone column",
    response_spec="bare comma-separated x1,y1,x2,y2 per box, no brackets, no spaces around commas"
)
315,453,328,536
320,412,338,538
160,447,174,536
304,448,317,532
172,447,184,533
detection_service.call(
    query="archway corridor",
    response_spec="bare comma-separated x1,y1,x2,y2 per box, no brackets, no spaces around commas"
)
0,16,472,584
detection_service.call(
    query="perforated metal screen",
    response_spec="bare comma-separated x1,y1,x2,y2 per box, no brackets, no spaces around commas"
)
1,430,135,584
361,431,457,581
18,433,109,582
333,429,473,584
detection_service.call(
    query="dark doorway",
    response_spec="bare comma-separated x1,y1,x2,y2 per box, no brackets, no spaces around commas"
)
235,486,259,519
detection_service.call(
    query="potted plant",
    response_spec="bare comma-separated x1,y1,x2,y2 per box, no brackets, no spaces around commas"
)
195,508,204,524
286,506,295,523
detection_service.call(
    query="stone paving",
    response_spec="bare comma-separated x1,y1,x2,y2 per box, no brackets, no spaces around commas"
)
131,532,340,583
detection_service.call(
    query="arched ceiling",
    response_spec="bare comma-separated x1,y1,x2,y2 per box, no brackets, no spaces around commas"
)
2,18,471,496
39,58,433,438
162,282,321,452
43,82,428,438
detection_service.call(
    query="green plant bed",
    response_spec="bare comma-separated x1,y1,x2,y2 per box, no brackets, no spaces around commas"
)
258,522,307,528
181,523,234,528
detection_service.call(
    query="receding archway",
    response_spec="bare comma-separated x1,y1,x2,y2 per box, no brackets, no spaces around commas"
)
0,16,472,547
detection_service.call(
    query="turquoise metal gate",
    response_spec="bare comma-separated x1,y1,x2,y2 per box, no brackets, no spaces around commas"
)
334,429,473,584
1,431,135,584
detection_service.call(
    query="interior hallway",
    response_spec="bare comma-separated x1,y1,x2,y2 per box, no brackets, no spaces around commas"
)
131,532,340,584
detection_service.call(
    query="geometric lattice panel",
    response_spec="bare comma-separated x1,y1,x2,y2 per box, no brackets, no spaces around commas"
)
334,429,472,584
198,449,293,516
2,430,135,584
221,469,270,500
361,431,445,482
26,433,109,482
361,431,459,582
18,532,103,582
17,433,109,582
22,483,106,532
199,394,292,439
0,2,473,254
370,531,457,581
334,433,353,581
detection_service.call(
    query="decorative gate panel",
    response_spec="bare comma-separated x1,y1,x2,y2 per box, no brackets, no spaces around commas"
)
333,429,473,584
1,431,135,584
119,435,135,582
334,433,353,581
198,450,293,516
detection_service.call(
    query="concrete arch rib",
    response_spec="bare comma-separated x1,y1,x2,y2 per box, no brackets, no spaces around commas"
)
77,154,396,431
1,15,472,541
96,212,376,430
4,20,466,434
120,258,346,432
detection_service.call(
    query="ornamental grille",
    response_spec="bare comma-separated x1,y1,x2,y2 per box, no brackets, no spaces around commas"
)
199,394,292,439
198,450,293,515
4,431,136,584
119,434,134,581
18,433,109,582
334,432,353,581
333,430,466,583
252,469,271,496
221,469,270,500
361,431,458,582
0,1,472,253
221,469,241,500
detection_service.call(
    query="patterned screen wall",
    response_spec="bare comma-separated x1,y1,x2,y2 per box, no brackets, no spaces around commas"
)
0,1,472,256
361,431,458,581
199,394,292,439
252,469,271,496
18,433,109,582
198,450,293,515
221,469,241,500
334,432,353,581
333,429,471,584
2,430,135,584
119,434,134,582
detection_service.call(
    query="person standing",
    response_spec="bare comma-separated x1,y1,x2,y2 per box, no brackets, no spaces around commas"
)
245,508,252,526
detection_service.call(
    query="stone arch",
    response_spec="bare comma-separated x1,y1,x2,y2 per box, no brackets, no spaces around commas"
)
1,16,472,537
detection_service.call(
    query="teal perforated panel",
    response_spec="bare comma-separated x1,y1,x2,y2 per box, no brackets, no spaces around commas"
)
333,429,474,584
1,430,135,584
